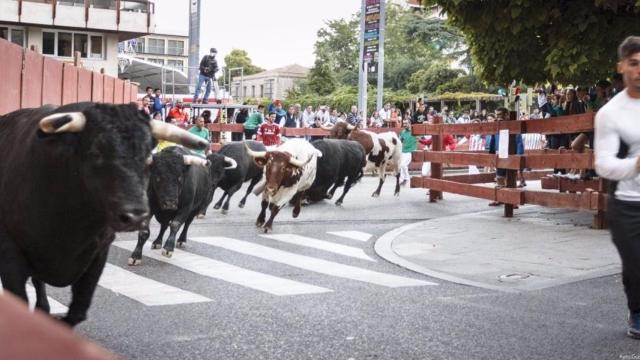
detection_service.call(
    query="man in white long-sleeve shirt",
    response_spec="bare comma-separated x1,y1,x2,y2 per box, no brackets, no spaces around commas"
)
594,36,640,340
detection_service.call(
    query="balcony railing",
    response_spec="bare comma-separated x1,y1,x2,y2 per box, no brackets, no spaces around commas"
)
13,0,155,31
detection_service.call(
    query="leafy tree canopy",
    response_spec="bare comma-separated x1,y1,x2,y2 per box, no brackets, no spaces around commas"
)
423,0,640,84
222,49,265,77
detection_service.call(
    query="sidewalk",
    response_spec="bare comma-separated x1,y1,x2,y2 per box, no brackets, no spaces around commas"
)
375,205,621,292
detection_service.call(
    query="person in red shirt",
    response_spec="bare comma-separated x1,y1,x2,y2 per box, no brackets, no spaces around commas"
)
257,112,281,147
167,100,189,127
419,134,457,151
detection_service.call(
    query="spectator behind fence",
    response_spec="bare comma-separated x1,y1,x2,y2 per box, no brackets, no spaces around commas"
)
168,100,189,127
257,112,281,147
233,106,249,141
188,116,210,156
151,88,165,118
369,111,383,128
244,104,264,140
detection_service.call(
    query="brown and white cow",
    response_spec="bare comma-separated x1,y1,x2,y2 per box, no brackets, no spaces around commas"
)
246,139,322,232
324,122,402,197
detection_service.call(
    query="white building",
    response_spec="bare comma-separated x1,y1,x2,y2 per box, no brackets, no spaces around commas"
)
232,64,308,101
0,0,156,77
120,32,187,73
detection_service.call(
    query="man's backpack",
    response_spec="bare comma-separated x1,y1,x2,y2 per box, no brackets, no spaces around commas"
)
608,140,630,196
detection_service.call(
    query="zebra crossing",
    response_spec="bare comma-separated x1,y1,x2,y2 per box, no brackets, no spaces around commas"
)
16,231,437,314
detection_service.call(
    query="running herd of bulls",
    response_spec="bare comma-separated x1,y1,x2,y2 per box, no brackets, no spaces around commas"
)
0,104,402,327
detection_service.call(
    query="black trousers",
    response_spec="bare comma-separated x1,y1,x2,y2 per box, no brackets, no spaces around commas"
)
244,128,257,141
608,197,640,313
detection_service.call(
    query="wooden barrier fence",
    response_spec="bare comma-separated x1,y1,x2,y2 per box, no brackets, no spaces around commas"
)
0,38,138,115
409,113,609,229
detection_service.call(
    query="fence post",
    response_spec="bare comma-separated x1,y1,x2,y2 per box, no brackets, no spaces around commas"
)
504,111,518,217
429,115,443,202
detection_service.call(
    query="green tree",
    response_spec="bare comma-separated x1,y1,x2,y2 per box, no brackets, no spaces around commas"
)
222,49,265,77
406,62,464,93
306,59,338,95
422,0,640,84
435,74,494,94
314,17,360,79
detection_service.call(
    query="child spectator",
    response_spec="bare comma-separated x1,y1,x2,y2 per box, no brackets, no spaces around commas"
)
257,112,281,148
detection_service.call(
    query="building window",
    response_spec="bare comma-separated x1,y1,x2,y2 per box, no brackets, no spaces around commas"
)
90,36,103,59
147,38,165,54
58,0,85,6
74,33,88,58
260,85,264,98
134,38,144,53
264,79,274,99
42,31,103,59
147,58,165,65
0,27,26,47
167,40,184,56
58,32,72,57
243,86,247,98
251,85,255,98
43,32,55,55
167,59,184,72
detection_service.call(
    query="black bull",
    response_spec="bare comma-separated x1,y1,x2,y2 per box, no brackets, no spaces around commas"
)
0,103,208,327
128,146,234,263
307,139,366,205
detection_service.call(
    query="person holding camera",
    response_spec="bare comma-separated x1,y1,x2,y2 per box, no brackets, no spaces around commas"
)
193,48,219,104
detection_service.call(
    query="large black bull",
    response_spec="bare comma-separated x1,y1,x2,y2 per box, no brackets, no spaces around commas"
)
211,140,266,214
128,146,235,264
308,139,366,205
0,103,208,326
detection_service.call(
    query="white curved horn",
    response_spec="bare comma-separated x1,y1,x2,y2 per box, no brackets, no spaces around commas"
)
346,124,356,130
39,112,87,134
244,142,267,158
320,124,334,131
150,120,208,150
224,156,238,170
183,155,210,167
288,155,310,168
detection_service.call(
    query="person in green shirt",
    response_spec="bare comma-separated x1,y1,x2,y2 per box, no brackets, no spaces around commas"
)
244,104,265,140
399,119,417,186
188,116,210,156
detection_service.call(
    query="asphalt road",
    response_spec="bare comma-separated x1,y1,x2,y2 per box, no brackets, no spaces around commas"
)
41,177,639,360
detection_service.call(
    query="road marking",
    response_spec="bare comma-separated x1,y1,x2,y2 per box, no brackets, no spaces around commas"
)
112,241,331,296
190,237,437,288
26,285,68,314
98,264,211,306
328,231,373,242
261,234,376,262
0,279,68,314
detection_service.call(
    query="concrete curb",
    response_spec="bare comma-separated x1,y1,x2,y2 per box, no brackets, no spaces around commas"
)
374,216,621,293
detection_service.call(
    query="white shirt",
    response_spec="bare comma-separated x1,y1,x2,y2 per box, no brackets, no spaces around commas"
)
594,89,640,201
379,108,390,120
301,110,315,128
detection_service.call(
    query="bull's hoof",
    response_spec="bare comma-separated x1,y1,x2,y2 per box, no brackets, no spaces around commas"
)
151,243,162,250
161,249,173,258
263,226,271,233
213,204,221,210
177,241,185,249
221,209,228,215
256,220,265,228
394,191,400,197
371,192,380,198
335,200,343,206
325,193,334,200
238,202,245,208
127,257,142,266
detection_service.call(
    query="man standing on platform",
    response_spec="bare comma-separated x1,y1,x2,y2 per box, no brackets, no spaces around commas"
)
193,48,219,104
594,36,640,340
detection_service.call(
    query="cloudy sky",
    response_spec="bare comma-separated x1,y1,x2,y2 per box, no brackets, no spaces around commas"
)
154,0,361,70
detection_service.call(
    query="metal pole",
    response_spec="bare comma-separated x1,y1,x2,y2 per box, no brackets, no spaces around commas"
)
188,0,201,94
376,0,386,112
362,61,368,122
357,0,366,114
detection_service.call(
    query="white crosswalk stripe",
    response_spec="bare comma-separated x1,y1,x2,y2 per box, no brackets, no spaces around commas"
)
327,231,373,242
0,279,68,314
98,264,211,306
261,234,376,262
112,241,332,296
190,237,437,288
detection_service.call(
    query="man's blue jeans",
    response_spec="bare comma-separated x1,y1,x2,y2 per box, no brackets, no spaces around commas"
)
194,74,213,102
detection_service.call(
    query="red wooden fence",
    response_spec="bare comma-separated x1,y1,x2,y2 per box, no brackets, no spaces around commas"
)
0,38,139,115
